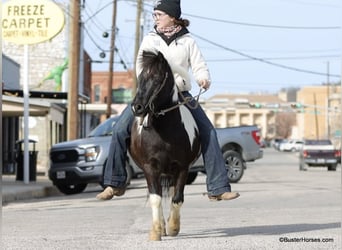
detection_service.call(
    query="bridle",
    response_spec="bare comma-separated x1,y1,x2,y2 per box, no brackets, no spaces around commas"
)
158,88,207,115
143,71,207,117
145,72,169,116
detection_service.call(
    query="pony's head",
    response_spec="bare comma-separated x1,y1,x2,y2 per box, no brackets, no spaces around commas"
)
132,51,176,118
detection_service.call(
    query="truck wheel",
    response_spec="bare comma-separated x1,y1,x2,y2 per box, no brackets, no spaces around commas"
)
328,164,337,171
223,150,244,183
56,183,87,195
186,172,198,185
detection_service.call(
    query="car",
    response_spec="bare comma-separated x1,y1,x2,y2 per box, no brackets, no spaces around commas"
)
271,138,286,151
279,139,304,152
299,139,339,171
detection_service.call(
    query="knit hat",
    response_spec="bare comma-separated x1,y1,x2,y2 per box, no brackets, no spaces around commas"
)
154,0,181,19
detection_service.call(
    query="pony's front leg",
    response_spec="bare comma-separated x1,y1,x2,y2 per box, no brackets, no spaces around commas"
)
167,201,182,236
149,194,165,241
167,171,186,237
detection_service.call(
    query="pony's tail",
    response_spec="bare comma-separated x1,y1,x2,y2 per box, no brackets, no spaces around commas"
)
160,175,174,198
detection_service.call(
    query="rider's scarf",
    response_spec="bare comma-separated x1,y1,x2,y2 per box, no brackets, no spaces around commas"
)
156,25,182,38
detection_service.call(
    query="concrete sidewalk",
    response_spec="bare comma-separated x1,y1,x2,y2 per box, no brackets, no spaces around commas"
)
2,175,60,205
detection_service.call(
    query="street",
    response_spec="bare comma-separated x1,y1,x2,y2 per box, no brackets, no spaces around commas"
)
2,148,341,250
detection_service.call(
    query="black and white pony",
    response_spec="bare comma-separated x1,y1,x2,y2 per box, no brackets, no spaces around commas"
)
130,51,201,241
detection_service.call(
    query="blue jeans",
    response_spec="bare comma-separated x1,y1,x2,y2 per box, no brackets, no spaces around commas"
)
103,91,231,195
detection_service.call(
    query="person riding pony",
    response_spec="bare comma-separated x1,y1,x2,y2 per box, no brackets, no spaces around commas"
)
97,0,239,202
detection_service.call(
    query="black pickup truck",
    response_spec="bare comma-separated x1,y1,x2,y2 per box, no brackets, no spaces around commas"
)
299,139,339,171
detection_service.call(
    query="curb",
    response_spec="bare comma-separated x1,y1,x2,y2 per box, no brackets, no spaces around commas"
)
2,186,60,205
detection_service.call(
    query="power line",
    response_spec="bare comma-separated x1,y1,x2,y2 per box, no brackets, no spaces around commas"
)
84,0,113,24
193,33,340,78
84,7,106,33
83,27,104,51
206,54,341,62
185,13,341,30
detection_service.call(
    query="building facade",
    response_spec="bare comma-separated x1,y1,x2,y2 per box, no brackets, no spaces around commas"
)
2,2,92,175
296,85,341,146
202,94,288,140
201,86,341,147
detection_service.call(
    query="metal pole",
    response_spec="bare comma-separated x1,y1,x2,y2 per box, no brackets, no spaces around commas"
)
106,0,118,118
23,44,30,184
67,0,80,140
326,61,330,139
132,0,143,97
313,93,319,140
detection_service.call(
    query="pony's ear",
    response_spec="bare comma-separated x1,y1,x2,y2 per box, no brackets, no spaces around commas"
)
142,50,151,57
157,52,168,66
143,49,159,57
157,51,165,60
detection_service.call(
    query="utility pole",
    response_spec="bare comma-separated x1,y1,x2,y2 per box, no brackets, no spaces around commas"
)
67,0,80,140
132,0,143,96
106,0,118,118
313,93,319,140
326,61,330,139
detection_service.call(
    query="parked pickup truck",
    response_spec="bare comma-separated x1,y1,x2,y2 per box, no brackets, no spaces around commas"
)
49,116,263,195
299,139,339,171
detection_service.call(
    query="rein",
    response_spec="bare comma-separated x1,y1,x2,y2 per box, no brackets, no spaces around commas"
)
156,87,207,116
146,72,169,114
144,70,207,117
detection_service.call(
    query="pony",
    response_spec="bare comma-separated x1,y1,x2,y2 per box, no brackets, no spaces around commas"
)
130,51,201,241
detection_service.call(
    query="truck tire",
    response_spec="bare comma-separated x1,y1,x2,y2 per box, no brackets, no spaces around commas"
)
223,150,244,183
186,172,198,184
56,183,87,195
328,164,337,171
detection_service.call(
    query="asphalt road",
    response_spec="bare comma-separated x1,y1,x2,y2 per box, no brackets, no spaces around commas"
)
2,148,341,250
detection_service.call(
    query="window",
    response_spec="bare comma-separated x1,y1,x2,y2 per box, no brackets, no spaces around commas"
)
94,85,100,102
112,88,133,104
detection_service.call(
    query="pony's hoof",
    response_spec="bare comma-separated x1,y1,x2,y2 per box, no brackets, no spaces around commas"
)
149,231,161,241
167,228,180,237
167,217,180,236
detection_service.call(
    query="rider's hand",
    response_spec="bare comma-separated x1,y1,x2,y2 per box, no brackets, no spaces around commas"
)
199,79,211,90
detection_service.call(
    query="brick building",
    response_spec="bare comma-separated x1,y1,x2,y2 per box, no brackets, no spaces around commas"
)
91,71,135,104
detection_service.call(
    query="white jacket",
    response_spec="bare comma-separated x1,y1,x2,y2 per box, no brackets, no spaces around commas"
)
136,31,211,92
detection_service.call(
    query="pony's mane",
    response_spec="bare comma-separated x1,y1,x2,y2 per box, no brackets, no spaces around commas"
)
141,51,169,77
141,50,190,84
140,50,178,103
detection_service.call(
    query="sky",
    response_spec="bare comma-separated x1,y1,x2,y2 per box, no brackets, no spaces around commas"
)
81,0,341,98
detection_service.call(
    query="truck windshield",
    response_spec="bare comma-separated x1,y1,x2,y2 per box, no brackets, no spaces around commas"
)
87,116,119,137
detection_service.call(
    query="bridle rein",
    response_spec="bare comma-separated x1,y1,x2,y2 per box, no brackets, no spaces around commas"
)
144,72,207,117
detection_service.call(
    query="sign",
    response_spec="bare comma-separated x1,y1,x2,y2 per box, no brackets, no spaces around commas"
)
2,0,65,45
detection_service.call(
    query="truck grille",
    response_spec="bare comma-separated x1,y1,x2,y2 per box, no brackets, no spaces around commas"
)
50,150,79,163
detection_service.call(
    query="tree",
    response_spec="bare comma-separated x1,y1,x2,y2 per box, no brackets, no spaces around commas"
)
275,112,296,138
